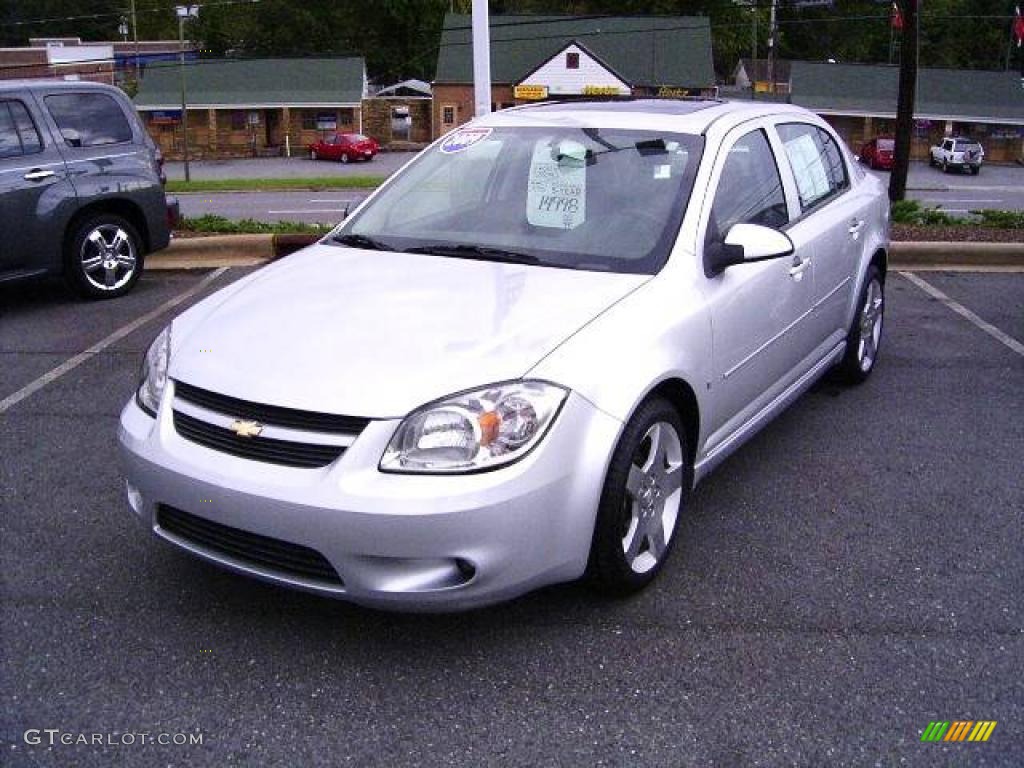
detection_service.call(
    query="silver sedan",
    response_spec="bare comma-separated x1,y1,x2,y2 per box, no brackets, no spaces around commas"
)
119,100,889,610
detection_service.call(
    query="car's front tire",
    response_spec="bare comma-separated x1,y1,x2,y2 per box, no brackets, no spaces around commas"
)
310,149,318,160
587,397,690,595
64,213,143,300
340,153,350,164
835,265,884,384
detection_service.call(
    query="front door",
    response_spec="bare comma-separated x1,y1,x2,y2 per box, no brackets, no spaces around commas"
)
698,124,818,454
0,93,72,275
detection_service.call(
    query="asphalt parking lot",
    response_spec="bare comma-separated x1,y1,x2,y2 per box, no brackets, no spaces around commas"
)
1,267,1022,766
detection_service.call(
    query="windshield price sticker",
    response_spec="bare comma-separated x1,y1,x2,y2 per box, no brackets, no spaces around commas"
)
527,140,587,230
439,127,493,154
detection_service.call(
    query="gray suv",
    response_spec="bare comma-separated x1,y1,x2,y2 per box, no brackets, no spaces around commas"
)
0,79,175,298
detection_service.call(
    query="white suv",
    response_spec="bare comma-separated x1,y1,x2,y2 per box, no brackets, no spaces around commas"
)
120,100,890,610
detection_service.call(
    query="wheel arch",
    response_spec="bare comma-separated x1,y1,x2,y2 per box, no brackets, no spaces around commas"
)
63,198,152,258
637,377,701,468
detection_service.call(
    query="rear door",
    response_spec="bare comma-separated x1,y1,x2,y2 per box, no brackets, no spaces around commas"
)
774,121,866,350
0,92,74,275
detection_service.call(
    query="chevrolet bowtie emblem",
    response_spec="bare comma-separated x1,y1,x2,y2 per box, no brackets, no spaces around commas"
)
230,419,264,438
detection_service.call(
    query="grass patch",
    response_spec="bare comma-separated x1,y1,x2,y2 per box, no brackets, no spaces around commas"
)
178,214,331,235
890,200,1023,229
166,176,383,193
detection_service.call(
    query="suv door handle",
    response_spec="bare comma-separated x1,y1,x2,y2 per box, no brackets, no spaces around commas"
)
848,218,864,234
23,169,55,181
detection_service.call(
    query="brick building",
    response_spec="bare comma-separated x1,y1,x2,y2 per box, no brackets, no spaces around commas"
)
431,14,717,139
133,57,366,160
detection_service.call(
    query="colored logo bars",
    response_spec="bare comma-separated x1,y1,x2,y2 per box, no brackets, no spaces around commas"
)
921,721,997,742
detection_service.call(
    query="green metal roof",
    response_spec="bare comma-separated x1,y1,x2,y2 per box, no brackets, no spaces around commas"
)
134,57,365,109
434,14,715,88
790,61,1024,125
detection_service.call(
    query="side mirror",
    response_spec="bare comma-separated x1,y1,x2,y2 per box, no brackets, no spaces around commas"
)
705,223,795,276
61,129,82,148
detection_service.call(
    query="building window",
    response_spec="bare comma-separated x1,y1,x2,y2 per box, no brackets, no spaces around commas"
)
338,108,355,127
301,110,317,130
442,105,455,126
566,52,580,69
230,110,246,130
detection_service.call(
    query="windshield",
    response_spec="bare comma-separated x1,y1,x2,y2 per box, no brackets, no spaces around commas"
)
877,139,894,151
331,126,703,274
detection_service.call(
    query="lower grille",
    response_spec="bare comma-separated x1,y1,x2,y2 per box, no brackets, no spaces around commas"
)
173,410,344,468
157,505,342,585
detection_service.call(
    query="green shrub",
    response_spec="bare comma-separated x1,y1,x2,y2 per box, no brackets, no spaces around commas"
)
890,199,922,224
971,209,1024,229
178,215,332,235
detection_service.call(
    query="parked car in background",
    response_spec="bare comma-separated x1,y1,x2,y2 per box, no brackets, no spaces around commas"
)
308,132,379,163
0,79,175,298
121,100,889,611
859,136,895,170
929,136,984,174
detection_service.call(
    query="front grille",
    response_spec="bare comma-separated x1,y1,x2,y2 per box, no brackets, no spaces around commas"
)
157,505,343,585
175,381,370,434
173,410,344,468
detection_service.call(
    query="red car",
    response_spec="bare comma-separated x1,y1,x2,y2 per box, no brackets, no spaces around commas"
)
859,136,895,170
309,132,379,163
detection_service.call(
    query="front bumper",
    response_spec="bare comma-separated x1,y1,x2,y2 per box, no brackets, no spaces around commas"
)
118,383,621,611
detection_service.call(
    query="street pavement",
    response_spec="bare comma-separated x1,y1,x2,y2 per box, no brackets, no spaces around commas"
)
1,268,1022,766
171,160,1024,225
166,153,415,181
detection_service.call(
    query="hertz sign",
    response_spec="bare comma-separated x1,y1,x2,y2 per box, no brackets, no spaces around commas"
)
514,85,549,100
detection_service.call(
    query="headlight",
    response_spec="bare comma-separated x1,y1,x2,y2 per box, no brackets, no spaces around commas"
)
136,325,172,416
380,381,568,473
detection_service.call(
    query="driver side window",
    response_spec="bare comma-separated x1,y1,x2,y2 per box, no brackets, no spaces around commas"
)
707,129,788,246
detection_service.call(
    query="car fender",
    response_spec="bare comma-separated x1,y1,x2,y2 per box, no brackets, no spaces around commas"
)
528,263,714,456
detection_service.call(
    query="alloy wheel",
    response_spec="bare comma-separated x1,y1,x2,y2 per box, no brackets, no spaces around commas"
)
857,277,884,372
79,224,137,292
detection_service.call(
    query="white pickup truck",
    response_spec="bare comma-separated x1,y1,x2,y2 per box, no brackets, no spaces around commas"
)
929,137,984,175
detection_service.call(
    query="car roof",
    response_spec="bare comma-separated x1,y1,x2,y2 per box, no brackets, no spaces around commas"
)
0,78,125,96
479,98,818,135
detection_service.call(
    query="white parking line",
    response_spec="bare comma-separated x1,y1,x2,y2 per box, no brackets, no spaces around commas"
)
920,199,1002,204
267,209,346,214
900,272,1024,358
308,199,355,203
0,268,229,415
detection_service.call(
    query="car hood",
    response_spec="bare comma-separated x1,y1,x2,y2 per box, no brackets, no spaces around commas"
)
169,243,648,418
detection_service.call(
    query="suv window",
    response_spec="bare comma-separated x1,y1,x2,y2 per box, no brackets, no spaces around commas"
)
707,129,788,244
44,92,132,147
0,100,42,158
777,123,848,212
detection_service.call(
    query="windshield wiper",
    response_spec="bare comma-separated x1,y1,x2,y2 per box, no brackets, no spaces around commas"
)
332,233,394,251
404,244,540,265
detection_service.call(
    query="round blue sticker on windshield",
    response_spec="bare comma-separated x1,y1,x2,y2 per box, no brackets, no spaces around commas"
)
440,127,492,154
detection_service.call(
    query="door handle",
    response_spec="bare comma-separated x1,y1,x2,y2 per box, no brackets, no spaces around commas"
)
788,256,811,280
848,218,864,235
23,169,55,181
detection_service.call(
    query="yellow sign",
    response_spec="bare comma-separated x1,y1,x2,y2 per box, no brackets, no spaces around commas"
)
657,86,687,99
582,85,624,96
514,85,549,100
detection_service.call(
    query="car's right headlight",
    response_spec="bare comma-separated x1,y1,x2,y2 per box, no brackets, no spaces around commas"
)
136,325,171,416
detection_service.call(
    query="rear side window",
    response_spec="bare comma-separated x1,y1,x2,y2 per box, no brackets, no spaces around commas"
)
44,92,133,147
0,100,43,158
777,123,849,212
707,129,789,244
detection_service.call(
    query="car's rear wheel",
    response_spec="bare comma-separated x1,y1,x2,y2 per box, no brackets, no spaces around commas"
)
941,159,949,173
971,166,980,175
64,213,143,299
588,397,690,595
340,153,350,164
310,149,318,160
835,265,884,384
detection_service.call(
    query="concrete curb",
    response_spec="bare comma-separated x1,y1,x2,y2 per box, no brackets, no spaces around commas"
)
147,234,1024,271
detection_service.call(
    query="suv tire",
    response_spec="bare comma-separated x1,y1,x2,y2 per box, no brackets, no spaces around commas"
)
64,213,144,300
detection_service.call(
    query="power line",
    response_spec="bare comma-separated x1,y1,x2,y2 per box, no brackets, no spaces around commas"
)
0,0,261,29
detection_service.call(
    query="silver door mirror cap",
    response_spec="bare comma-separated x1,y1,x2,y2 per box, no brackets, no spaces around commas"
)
724,223,795,261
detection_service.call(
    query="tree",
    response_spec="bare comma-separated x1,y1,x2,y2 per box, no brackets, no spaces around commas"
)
889,0,918,202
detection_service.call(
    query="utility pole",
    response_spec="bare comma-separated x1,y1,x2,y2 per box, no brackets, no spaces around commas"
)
751,4,757,99
176,5,199,183
889,0,918,202
131,0,140,82
471,0,491,118
767,0,777,91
